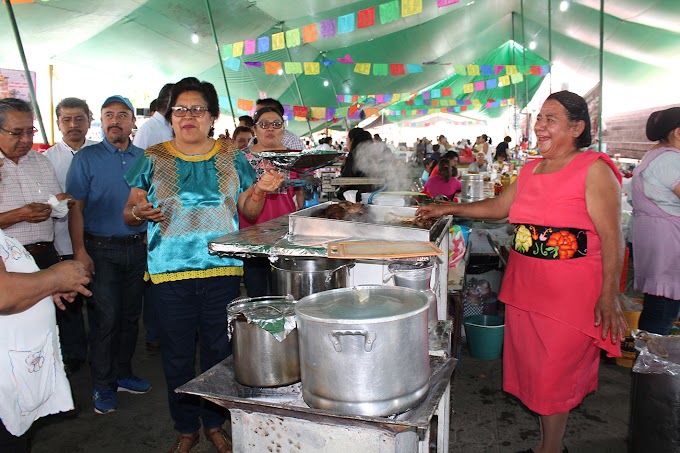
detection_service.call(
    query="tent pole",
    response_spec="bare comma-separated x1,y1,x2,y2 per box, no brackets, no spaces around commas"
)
511,12,519,144
3,0,48,144
323,61,346,132
49,64,55,145
548,0,553,93
598,0,604,151
520,0,530,142
205,0,237,128
283,41,314,142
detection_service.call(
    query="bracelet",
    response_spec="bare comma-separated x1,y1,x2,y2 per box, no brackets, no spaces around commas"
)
250,191,266,203
131,205,144,221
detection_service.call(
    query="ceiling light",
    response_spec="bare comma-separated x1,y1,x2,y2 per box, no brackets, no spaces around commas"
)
323,80,329,87
277,68,283,75
529,41,537,50
191,32,199,44
559,0,569,12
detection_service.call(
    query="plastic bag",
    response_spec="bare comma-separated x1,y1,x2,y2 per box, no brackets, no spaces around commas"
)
463,277,498,316
620,293,642,313
632,330,680,378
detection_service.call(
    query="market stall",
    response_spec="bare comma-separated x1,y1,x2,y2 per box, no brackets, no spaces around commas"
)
196,201,458,452
177,325,455,453
209,202,453,321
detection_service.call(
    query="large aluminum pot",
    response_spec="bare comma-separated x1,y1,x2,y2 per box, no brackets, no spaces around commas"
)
461,173,485,202
271,257,353,300
295,286,430,416
227,296,300,387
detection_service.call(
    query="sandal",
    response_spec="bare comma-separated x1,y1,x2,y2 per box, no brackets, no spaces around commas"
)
204,427,232,453
168,432,199,453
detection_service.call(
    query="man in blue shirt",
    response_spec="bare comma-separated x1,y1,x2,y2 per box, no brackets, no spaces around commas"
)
66,96,150,415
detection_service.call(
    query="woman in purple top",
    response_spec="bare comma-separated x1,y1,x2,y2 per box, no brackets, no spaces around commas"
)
424,158,462,200
632,107,680,334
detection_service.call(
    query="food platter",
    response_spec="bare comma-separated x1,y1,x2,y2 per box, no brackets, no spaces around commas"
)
254,151,340,174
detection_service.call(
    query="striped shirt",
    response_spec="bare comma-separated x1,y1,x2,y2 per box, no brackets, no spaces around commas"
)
0,150,62,245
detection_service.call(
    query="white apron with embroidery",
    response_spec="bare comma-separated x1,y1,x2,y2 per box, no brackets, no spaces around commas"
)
0,229,73,436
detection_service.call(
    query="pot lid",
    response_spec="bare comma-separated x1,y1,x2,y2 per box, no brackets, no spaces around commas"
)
295,286,428,324
227,295,297,342
227,295,296,321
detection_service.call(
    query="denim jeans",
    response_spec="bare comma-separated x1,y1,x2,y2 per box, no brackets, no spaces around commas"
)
639,293,680,335
85,238,147,391
242,257,272,298
152,276,239,434
56,254,88,362
143,281,159,343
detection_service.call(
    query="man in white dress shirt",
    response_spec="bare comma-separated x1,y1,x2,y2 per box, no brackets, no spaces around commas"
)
132,83,174,150
44,97,97,374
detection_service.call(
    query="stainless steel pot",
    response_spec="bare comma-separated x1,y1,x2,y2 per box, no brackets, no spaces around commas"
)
461,173,485,202
271,257,353,299
295,286,430,416
227,296,300,387
387,261,438,330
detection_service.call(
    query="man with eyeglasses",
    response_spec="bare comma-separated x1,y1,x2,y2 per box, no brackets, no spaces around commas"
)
43,98,98,375
66,95,151,415
0,97,70,269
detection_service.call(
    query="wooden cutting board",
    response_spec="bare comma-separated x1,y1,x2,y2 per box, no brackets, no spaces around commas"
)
327,241,443,259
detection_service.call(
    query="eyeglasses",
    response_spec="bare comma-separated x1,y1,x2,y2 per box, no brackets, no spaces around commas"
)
0,127,38,138
170,106,209,118
256,120,284,130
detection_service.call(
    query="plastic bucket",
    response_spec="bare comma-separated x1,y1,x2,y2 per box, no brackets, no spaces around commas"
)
464,315,504,360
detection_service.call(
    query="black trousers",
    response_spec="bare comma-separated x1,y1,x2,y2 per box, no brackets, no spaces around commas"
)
0,418,27,452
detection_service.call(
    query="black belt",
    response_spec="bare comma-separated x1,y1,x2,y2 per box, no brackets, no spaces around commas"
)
85,233,145,246
24,242,56,255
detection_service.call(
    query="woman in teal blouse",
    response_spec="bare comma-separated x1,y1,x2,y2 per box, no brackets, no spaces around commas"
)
123,77,282,453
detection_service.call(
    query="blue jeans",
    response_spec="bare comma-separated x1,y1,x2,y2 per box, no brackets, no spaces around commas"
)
143,281,159,343
242,257,272,298
152,276,239,434
639,293,680,335
85,238,147,391
57,254,88,362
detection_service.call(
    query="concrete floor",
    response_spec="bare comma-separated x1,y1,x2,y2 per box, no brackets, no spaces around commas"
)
26,327,634,453
449,351,632,453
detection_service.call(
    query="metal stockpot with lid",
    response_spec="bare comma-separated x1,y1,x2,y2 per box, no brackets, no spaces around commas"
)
461,173,485,202
227,295,300,388
387,260,438,330
295,286,430,416
271,257,353,300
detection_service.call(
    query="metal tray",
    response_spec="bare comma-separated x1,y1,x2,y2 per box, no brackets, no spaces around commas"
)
289,202,450,244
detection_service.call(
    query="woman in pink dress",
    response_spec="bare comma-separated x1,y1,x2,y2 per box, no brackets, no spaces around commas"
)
417,91,627,453
424,158,461,200
239,107,304,297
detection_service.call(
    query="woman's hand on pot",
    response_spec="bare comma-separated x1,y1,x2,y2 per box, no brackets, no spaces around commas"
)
256,169,285,193
594,294,628,344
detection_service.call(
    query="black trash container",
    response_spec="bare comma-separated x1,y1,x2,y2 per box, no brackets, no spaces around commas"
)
629,335,680,453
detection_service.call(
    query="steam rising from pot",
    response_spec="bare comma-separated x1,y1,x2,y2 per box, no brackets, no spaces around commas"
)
353,141,413,191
